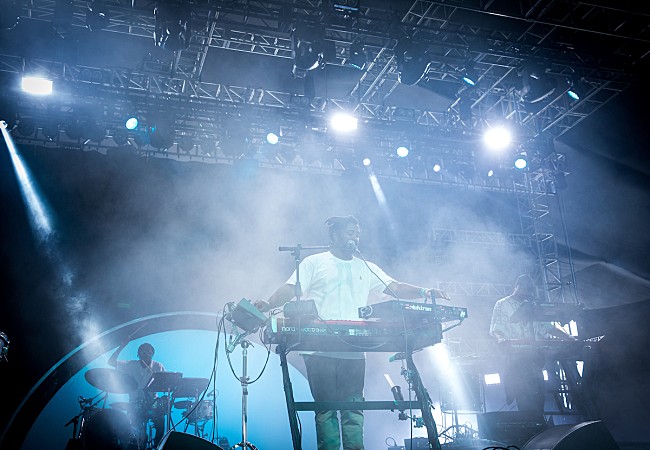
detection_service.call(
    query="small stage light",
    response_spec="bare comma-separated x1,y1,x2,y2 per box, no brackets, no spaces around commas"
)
486,169,494,177
113,129,129,146
347,42,367,71
266,132,279,145
42,123,60,141
484,373,500,385
396,146,409,158
125,117,139,130
362,157,371,166
461,62,478,86
432,163,441,173
514,151,528,170
21,76,53,96
567,88,580,101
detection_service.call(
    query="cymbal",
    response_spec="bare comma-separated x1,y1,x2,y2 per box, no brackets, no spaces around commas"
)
85,368,138,394
173,400,193,410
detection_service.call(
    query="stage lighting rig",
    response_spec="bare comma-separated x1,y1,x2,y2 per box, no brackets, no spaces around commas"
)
395,38,431,86
154,2,192,52
290,25,329,78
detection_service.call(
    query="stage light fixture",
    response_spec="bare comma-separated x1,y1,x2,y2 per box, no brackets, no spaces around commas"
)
432,162,442,173
149,119,174,150
461,62,478,86
396,146,409,158
133,131,150,148
516,62,558,104
21,76,53,96
514,151,528,170
86,0,109,31
484,373,500,385
177,135,194,152
0,0,21,30
290,25,326,78
65,120,83,140
362,157,371,166
331,0,360,13
347,41,367,70
266,132,279,145
483,126,512,151
154,3,192,52
112,129,129,146
84,120,105,143
125,116,139,130
395,38,431,86
42,123,60,141
16,118,35,137
330,113,358,132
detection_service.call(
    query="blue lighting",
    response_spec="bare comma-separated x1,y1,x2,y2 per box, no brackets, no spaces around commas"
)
125,117,139,130
567,89,580,101
462,76,476,86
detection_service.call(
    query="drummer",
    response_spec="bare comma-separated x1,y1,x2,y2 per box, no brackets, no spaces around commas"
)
108,341,166,448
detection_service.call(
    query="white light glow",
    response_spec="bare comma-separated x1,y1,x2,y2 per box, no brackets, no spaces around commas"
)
483,126,512,150
514,156,527,170
21,76,53,95
362,157,371,166
330,113,358,132
266,132,279,145
396,146,409,157
125,117,139,130
543,370,549,381
433,163,441,173
484,373,501,385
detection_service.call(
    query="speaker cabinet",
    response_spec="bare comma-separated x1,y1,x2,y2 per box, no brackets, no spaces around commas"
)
157,431,224,450
522,420,620,450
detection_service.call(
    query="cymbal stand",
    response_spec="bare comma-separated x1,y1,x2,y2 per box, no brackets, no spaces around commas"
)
64,393,106,441
230,338,259,450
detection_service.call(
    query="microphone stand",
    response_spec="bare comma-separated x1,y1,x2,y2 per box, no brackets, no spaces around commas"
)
278,244,330,303
228,330,259,450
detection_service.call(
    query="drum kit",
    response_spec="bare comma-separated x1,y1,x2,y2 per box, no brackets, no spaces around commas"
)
65,368,210,450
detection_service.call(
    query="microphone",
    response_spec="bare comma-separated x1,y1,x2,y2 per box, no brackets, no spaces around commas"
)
346,239,357,252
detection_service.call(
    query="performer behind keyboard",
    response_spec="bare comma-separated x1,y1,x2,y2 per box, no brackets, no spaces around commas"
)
255,215,449,450
489,274,576,414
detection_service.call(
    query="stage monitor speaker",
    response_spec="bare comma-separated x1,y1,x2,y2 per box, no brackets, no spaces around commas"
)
478,411,547,448
522,420,620,450
157,431,224,450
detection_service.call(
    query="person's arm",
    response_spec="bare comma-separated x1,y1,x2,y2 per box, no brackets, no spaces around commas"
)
107,340,128,368
384,281,450,302
254,284,297,312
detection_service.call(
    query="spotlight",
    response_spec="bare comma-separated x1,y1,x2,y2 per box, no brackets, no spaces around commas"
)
514,151,528,170
396,146,409,158
516,62,558,104
154,3,192,52
362,157,371,166
330,113,358,132
291,25,326,78
149,119,174,150
483,126,512,151
266,132,279,145
125,116,139,130
21,76,53,96
16,119,35,137
432,163,442,173
177,135,194,152
42,123,60,141
395,38,430,86
461,62,478,86
484,373,500,385
133,130,150,148
347,42,367,70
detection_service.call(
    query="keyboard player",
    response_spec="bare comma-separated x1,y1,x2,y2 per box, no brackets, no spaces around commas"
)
489,274,576,415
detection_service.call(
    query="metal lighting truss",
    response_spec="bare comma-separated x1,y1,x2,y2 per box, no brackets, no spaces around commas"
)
3,0,647,302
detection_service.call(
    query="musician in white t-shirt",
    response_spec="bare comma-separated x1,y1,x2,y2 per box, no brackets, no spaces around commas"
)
256,215,449,450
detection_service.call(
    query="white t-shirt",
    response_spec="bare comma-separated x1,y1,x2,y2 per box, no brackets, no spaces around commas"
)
286,251,395,358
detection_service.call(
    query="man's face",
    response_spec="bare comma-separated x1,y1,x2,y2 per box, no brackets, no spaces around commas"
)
515,278,535,299
332,223,360,249
138,345,154,362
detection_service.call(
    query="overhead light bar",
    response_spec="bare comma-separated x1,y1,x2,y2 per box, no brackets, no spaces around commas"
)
330,113,358,132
